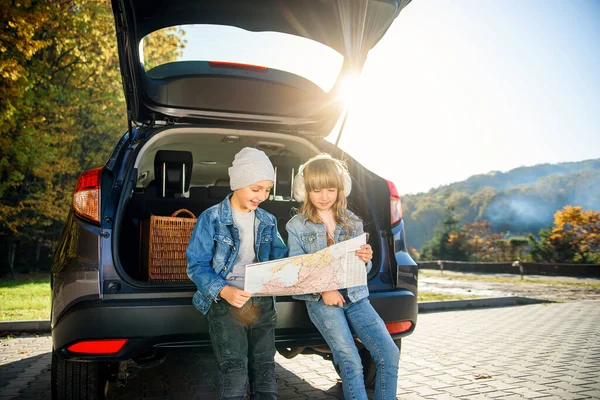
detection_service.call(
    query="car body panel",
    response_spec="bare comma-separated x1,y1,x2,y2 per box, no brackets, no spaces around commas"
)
51,211,102,326
52,290,416,361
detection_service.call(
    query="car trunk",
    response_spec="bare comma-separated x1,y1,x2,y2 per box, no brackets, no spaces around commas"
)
114,127,392,286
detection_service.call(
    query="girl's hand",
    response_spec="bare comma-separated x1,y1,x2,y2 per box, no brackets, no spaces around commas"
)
356,244,373,263
321,290,345,307
219,286,252,308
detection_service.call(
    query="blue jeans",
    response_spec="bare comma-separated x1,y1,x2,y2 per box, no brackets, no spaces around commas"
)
306,297,399,400
207,296,277,400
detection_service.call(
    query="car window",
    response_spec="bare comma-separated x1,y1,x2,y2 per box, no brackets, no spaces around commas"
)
139,24,344,93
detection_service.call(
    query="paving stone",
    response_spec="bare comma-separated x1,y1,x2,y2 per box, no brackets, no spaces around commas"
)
396,394,430,400
541,388,596,399
409,386,443,397
507,388,554,399
419,380,455,390
428,394,460,400
435,385,473,397
398,379,426,389
577,390,600,399
2,302,600,399
550,381,597,393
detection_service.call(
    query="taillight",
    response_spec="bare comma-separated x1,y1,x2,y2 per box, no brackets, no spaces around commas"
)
73,167,102,224
385,321,413,335
386,180,402,226
67,339,128,354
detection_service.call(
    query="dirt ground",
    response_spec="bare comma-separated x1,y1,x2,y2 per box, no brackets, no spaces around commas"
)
419,269,600,302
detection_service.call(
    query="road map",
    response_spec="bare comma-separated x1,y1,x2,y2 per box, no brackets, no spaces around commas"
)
244,233,368,296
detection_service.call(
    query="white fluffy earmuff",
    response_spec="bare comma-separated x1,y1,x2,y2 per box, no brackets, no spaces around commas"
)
292,154,352,202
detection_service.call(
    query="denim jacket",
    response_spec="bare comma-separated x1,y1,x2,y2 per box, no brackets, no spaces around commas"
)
286,210,372,303
186,194,288,314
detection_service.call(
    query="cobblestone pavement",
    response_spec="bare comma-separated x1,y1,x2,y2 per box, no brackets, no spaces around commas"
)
1,301,599,399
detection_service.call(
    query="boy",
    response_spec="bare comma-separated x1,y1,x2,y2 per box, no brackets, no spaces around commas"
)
187,147,287,400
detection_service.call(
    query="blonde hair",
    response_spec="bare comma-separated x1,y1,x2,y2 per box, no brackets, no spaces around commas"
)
298,157,353,227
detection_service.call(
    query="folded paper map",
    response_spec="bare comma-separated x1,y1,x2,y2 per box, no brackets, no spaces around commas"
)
244,233,368,296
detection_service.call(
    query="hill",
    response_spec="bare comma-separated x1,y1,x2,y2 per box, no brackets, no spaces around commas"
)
402,159,600,250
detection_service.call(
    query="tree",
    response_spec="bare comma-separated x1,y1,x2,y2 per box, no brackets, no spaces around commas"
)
421,217,517,262
529,206,600,264
142,26,187,72
420,206,467,261
407,246,420,261
406,197,445,250
459,221,504,262
0,0,185,273
529,230,576,263
508,237,529,260
1,1,126,254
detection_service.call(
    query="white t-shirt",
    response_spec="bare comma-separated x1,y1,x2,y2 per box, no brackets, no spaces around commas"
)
225,208,257,289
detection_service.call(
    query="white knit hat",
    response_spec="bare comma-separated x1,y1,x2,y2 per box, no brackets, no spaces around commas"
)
228,147,275,191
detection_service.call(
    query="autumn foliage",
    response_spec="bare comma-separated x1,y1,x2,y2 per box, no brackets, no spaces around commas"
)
0,0,184,272
1,1,126,263
420,206,599,264
529,206,600,264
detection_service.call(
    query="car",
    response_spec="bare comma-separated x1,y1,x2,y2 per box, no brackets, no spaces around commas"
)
50,0,418,398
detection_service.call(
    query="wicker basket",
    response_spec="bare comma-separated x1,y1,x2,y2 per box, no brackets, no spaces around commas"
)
141,209,197,282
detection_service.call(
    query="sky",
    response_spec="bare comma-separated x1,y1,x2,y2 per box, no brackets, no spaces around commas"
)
165,0,600,196
331,0,600,194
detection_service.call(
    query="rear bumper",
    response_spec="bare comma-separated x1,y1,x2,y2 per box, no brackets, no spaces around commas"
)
53,290,417,361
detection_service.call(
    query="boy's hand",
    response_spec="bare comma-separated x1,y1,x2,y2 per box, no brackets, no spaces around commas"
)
321,290,345,307
356,244,373,263
219,286,252,308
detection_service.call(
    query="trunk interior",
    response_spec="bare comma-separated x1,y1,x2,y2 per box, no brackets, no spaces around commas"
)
116,128,385,284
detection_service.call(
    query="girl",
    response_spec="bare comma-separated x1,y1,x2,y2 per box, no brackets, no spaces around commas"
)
286,154,399,400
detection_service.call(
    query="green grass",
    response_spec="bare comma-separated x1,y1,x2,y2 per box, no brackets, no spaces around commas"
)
418,292,483,302
0,274,51,321
420,269,600,288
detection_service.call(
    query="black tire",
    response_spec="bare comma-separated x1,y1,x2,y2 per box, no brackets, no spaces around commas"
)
333,338,402,389
51,350,109,400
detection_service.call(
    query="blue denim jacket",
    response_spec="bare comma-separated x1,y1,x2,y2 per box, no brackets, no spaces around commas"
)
186,194,288,314
285,210,372,303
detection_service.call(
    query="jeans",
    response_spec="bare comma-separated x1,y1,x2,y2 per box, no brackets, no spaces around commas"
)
207,296,278,400
306,296,400,400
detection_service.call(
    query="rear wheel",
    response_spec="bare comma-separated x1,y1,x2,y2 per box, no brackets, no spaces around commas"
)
333,339,402,389
51,350,110,400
